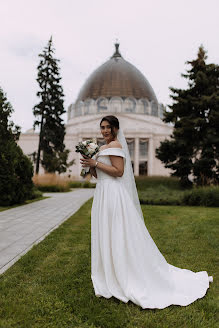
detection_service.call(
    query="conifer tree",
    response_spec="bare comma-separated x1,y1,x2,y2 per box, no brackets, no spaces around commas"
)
33,37,73,174
156,46,219,187
0,87,34,205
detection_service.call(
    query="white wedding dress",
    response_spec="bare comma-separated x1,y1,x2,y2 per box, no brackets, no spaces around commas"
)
91,147,213,309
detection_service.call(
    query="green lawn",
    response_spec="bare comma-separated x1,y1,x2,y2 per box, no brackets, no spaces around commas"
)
0,200,218,328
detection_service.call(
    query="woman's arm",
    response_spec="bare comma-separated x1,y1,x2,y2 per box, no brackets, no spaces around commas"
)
96,156,124,177
80,154,124,178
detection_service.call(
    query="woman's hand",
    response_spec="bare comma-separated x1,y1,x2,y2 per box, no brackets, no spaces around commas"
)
80,155,96,168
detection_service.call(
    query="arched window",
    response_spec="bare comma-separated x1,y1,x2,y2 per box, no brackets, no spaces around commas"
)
124,97,136,113
96,97,108,113
151,100,158,116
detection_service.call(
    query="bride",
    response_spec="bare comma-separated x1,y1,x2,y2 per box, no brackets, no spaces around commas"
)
80,115,213,309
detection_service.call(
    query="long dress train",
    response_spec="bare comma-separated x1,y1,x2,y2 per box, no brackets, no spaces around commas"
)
91,147,213,309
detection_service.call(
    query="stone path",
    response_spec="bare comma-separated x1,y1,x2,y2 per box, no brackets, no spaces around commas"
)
0,189,94,275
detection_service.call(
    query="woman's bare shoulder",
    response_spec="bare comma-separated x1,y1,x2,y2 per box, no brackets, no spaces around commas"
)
99,145,107,151
99,140,122,151
108,140,122,149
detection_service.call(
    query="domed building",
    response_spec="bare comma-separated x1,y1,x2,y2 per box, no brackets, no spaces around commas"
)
18,44,173,178
65,43,172,178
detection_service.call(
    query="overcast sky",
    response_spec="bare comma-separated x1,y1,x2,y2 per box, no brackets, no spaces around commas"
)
0,0,218,132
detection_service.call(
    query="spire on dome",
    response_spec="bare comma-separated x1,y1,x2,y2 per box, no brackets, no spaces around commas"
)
111,42,122,58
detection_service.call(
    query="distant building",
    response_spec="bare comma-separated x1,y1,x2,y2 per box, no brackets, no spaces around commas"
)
18,44,173,178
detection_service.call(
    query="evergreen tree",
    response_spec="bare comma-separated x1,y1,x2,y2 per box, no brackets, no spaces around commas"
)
0,87,34,205
156,46,219,187
33,37,73,174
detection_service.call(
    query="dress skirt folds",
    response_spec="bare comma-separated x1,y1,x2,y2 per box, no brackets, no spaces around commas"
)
91,147,213,309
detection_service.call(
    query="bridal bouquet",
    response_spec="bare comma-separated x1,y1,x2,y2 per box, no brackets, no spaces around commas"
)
75,139,100,177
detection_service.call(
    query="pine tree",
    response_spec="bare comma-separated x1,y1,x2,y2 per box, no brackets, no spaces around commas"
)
156,46,219,187
0,87,34,205
33,37,73,174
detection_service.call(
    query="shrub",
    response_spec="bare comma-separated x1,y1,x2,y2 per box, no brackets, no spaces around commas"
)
138,185,219,207
30,188,43,199
68,181,82,188
36,185,70,192
82,181,96,188
135,176,182,191
0,86,34,205
139,186,184,206
0,142,34,205
68,181,96,189
182,186,219,207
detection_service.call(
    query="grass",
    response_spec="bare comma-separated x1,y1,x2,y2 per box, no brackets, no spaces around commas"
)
0,200,218,328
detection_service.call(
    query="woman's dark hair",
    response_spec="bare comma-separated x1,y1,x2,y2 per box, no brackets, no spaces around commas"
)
100,115,120,138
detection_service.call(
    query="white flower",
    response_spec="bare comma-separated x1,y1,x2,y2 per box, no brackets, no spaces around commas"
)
89,142,97,149
87,143,97,154
82,141,87,145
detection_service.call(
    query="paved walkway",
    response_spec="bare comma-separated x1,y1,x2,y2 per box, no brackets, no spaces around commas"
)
0,189,94,275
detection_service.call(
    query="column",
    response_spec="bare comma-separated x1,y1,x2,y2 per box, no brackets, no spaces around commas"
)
148,137,154,176
134,137,139,176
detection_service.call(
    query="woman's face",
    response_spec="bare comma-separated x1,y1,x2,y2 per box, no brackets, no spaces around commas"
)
100,120,117,143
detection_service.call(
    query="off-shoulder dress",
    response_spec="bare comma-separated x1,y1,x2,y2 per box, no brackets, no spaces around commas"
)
90,147,213,309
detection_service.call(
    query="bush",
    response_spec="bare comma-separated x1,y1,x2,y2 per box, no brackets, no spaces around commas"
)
139,186,184,206
30,188,43,199
135,176,182,191
182,186,219,207
0,142,34,205
138,184,219,207
68,181,82,188
0,87,34,205
37,184,70,192
68,181,96,189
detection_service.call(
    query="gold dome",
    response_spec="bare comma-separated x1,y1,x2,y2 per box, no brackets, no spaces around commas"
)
76,44,158,103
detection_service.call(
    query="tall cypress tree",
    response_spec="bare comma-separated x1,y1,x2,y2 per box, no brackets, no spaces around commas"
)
33,37,73,174
156,46,219,187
